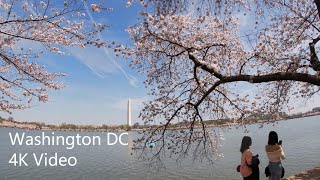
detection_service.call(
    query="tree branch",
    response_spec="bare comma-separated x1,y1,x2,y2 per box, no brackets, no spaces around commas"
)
309,36,320,72
314,0,320,19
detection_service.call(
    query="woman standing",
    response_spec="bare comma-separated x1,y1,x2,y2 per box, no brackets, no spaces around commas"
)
266,131,285,180
240,136,256,180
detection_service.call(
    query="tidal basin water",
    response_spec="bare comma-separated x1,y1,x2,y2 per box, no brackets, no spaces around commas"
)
0,116,319,180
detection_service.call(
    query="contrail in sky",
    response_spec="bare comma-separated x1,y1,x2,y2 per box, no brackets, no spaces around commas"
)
84,2,138,87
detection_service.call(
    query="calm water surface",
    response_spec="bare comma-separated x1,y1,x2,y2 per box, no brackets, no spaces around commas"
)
0,116,319,180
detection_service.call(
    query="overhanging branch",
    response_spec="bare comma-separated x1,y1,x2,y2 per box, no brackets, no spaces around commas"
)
195,72,320,109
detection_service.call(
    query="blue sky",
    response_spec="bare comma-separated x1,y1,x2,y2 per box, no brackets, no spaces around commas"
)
1,1,319,125
1,0,148,125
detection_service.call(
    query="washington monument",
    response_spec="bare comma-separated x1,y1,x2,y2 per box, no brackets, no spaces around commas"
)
127,98,132,126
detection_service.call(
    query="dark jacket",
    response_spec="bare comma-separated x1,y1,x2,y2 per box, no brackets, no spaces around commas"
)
249,154,260,180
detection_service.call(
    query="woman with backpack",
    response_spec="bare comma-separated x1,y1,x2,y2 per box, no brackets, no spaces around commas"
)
239,136,260,180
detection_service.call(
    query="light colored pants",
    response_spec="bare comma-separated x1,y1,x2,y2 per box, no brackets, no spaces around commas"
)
268,161,282,180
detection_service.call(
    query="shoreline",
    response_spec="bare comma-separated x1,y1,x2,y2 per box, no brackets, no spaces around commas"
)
1,114,319,132
285,166,320,180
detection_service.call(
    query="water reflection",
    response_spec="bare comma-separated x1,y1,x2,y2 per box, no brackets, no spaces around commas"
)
127,132,133,156
0,116,319,180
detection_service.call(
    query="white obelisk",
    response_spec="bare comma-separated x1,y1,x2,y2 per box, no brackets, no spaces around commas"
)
127,98,132,126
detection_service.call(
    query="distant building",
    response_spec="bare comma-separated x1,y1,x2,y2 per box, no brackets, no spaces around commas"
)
127,98,132,126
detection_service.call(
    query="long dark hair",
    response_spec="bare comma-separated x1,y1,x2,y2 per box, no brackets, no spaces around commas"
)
268,131,278,145
240,136,252,153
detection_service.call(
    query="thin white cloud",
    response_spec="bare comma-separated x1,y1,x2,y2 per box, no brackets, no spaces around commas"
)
67,46,119,77
23,1,139,87
83,2,139,87
21,1,124,78
127,74,139,87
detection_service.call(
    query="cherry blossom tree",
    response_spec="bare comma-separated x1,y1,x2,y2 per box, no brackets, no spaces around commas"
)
0,0,110,113
122,0,320,167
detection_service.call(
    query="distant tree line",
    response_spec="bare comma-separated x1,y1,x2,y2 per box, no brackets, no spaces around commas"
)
1,108,319,131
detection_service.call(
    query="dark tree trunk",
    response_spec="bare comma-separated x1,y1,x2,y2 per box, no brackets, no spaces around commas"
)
315,0,320,19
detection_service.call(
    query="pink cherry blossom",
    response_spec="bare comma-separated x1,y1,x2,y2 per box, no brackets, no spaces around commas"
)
0,0,110,113
123,0,320,166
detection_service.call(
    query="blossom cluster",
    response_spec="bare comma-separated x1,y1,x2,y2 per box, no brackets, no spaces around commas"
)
0,0,109,112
